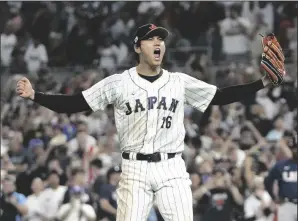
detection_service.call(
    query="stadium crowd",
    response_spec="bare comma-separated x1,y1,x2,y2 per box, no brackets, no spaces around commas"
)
1,1,297,221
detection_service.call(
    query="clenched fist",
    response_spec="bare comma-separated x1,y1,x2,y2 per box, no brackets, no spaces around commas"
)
16,77,35,99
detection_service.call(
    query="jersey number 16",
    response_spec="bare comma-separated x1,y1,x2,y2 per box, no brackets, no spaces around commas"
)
161,116,172,129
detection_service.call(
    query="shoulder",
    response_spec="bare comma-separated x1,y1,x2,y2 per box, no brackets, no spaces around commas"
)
275,160,287,167
38,44,46,50
219,18,231,27
59,203,71,211
167,71,189,82
14,192,27,204
101,72,124,84
39,188,50,197
100,184,113,192
238,17,251,26
59,185,67,192
272,160,288,170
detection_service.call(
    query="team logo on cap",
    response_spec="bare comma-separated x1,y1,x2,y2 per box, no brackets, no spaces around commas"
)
134,36,138,43
150,24,157,30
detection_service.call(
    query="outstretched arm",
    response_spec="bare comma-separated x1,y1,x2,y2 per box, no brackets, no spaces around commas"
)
33,92,91,113
211,77,270,105
16,75,121,114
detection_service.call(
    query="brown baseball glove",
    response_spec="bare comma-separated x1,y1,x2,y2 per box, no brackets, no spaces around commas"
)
260,33,286,86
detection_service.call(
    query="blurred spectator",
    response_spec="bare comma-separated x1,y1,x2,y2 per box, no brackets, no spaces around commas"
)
219,4,251,62
1,21,17,68
10,47,27,74
0,2,296,221
38,170,67,220
27,138,45,163
249,11,270,68
58,186,96,221
109,12,136,40
62,168,93,206
24,177,45,221
137,1,165,17
24,37,48,75
68,121,97,159
244,176,274,221
97,37,118,72
266,117,285,142
196,169,243,221
66,17,95,66
47,158,68,185
90,158,105,194
0,175,28,221
98,166,121,221
7,131,30,173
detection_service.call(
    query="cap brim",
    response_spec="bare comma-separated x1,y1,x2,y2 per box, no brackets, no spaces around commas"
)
141,27,169,40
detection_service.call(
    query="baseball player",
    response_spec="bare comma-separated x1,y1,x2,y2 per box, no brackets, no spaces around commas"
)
16,24,286,221
264,136,297,221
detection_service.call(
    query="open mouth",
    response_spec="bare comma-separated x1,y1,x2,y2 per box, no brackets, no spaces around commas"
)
154,48,161,60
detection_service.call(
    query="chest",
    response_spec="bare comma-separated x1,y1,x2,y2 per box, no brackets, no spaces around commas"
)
117,81,184,116
9,152,26,165
281,170,297,182
27,47,42,60
1,35,16,49
42,188,65,204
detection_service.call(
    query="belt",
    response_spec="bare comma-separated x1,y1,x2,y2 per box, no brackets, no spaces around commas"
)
122,152,177,162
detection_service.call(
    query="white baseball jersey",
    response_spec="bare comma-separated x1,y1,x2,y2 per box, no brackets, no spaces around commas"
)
82,67,217,154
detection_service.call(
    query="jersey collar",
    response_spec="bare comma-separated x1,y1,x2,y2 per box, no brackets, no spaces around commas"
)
128,67,170,90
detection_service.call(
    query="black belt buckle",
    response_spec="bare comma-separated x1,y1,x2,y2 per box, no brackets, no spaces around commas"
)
147,153,161,162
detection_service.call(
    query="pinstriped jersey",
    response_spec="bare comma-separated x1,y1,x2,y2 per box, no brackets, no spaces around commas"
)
82,67,217,154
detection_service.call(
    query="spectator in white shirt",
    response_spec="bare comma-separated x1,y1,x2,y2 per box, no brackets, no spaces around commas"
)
68,121,97,157
24,177,44,221
219,4,251,63
97,38,118,72
57,186,96,221
38,170,67,221
1,21,17,68
244,177,274,221
249,11,270,68
24,37,48,75
137,1,165,17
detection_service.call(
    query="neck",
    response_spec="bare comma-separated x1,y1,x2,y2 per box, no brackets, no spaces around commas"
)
109,180,117,186
51,185,59,189
34,192,41,196
136,62,161,76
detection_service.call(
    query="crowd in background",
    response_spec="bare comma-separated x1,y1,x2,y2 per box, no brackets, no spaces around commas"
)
1,1,297,221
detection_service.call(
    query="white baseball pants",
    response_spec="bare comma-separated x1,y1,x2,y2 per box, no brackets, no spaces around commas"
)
116,154,193,221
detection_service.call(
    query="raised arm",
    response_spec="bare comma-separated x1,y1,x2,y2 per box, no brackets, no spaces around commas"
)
210,77,269,105
16,75,121,114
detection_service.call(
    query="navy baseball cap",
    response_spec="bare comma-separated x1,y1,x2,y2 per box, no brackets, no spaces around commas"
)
133,24,169,45
107,165,122,180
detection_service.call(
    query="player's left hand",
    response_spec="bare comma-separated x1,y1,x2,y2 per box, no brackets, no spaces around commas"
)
260,33,286,86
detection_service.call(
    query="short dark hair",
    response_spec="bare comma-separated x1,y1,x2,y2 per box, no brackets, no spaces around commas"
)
71,168,85,177
90,158,103,168
76,120,87,127
47,170,60,179
134,41,141,64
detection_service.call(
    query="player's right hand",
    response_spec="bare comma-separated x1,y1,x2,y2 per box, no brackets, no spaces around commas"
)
16,77,35,99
